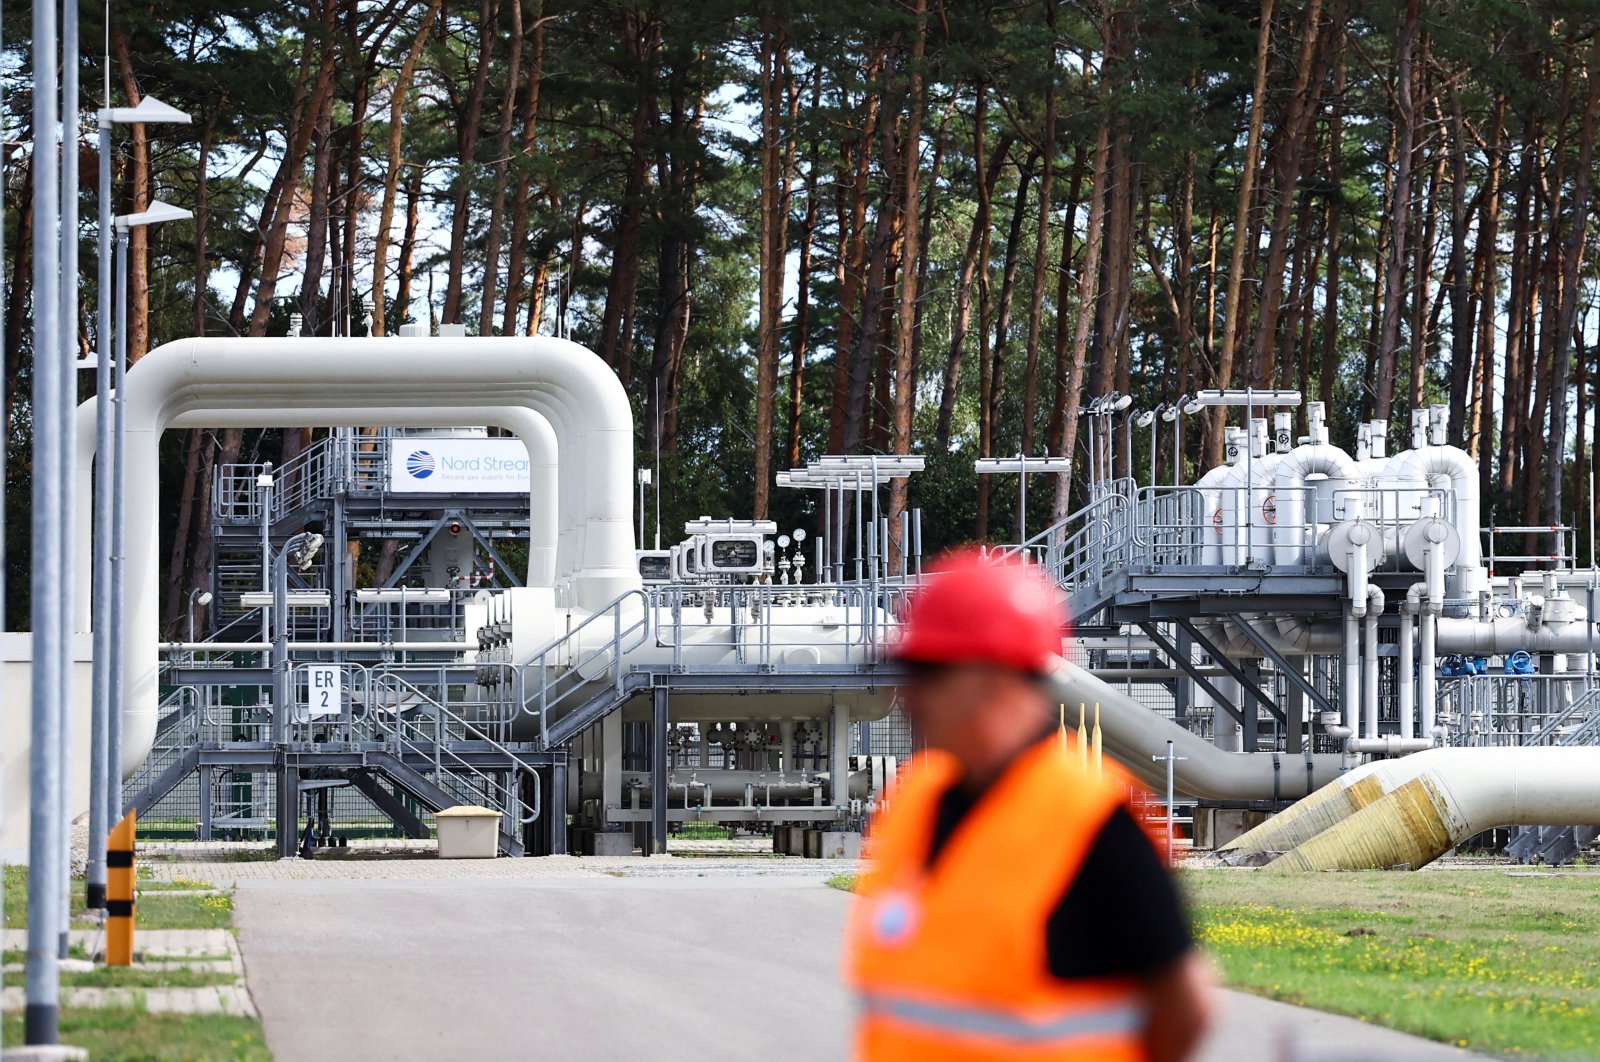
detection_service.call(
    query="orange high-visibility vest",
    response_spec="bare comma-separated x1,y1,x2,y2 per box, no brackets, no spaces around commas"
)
846,738,1146,1061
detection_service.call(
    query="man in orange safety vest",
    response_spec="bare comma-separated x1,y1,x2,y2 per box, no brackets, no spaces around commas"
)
847,549,1212,1061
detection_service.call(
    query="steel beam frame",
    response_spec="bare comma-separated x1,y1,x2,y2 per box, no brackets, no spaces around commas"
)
1173,619,1286,724
1138,623,1248,728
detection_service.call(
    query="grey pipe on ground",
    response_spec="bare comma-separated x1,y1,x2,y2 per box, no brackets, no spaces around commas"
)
1044,661,1343,801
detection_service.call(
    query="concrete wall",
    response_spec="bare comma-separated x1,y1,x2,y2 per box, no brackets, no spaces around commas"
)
1,632,97,863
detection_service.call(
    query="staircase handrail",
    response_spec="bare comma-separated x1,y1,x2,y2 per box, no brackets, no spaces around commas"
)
989,492,1132,590
366,669,542,824
1556,687,1600,747
522,589,651,746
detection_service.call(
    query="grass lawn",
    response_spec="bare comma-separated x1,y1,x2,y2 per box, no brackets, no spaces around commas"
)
1184,868,1600,1059
1,1009,270,1061
4,866,234,930
3,864,270,1058
2,967,239,989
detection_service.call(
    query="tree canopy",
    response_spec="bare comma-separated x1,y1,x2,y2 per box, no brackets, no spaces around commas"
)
4,0,1600,625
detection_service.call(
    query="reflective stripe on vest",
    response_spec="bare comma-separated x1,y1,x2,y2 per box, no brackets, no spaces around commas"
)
859,991,1143,1046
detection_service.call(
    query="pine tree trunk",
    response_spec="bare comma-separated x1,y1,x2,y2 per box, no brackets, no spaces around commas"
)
369,0,440,336
786,70,823,470
1373,0,1420,421
1544,39,1600,525
1019,0,1058,461
1052,119,1111,523
113,32,152,362
502,2,546,336
479,0,526,335
828,49,884,453
441,0,502,326
887,0,926,573
1209,0,1275,465
1472,96,1506,476
247,0,340,338
752,10,791,520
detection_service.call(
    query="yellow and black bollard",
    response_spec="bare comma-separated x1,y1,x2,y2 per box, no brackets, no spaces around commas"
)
106,810,136,966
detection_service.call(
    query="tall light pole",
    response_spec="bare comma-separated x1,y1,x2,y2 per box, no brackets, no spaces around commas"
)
57,0,80,964
106,201,193,851
88,95,190,918
27,0,65,1043
974,455,1072,546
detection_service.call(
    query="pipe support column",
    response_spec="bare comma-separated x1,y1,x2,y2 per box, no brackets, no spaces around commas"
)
830,699,849,808
651,688,668,855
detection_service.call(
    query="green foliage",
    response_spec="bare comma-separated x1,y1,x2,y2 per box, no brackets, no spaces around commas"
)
0,1009,271,1062
4,0,1599,620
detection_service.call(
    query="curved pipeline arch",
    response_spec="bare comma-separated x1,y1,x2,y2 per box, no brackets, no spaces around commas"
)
79,335,640,777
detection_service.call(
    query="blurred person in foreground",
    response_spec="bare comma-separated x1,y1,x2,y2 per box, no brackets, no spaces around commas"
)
846,549,1212,1062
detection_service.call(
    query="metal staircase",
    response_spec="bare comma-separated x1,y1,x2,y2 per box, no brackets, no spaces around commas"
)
125,663,544,857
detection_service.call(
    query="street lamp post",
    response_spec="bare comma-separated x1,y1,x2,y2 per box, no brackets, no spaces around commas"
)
106,200,194,843
187,589,214,645
26,0,66,1041
88,96,190,920
57,0,81,964
271,532,323,858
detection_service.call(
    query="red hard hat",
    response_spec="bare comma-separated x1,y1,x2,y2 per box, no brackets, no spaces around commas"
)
891,548,1067,674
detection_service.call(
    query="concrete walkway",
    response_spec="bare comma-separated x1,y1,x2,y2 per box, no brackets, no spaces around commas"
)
231,858,1492,1062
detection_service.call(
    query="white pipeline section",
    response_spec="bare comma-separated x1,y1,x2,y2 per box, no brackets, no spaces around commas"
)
1260,746,1600,871
1044,661,1343,801
85,336,641,776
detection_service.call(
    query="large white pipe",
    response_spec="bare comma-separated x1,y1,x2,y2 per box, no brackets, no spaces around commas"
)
76,403,564,626
1264,746,1600,871
1342,606,1359,737
82,336,640,777
168,405,558,586
1399,586,1419,739
1196,429,1246,565
1419,611,1438,739
1435,617,1600,655
1045,661,1343,801
1273,442,1358,565
1385,441,1484,594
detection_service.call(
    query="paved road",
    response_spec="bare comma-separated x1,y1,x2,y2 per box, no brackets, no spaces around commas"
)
234,862,1491,1062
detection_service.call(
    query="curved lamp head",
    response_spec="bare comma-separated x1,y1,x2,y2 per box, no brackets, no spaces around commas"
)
116,199,194,231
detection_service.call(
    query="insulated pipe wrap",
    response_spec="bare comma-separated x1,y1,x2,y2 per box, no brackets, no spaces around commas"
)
1253,747,1600,871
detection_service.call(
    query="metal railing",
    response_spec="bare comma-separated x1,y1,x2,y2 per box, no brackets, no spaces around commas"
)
1485,524,1577,573
992,493,1132,595
1437,672,1600,748
366,669,541,825
522,589,651,746
646,583,904,670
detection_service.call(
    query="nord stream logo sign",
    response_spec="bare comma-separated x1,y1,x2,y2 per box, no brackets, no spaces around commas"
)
389,439,531,494
406,450,437,479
